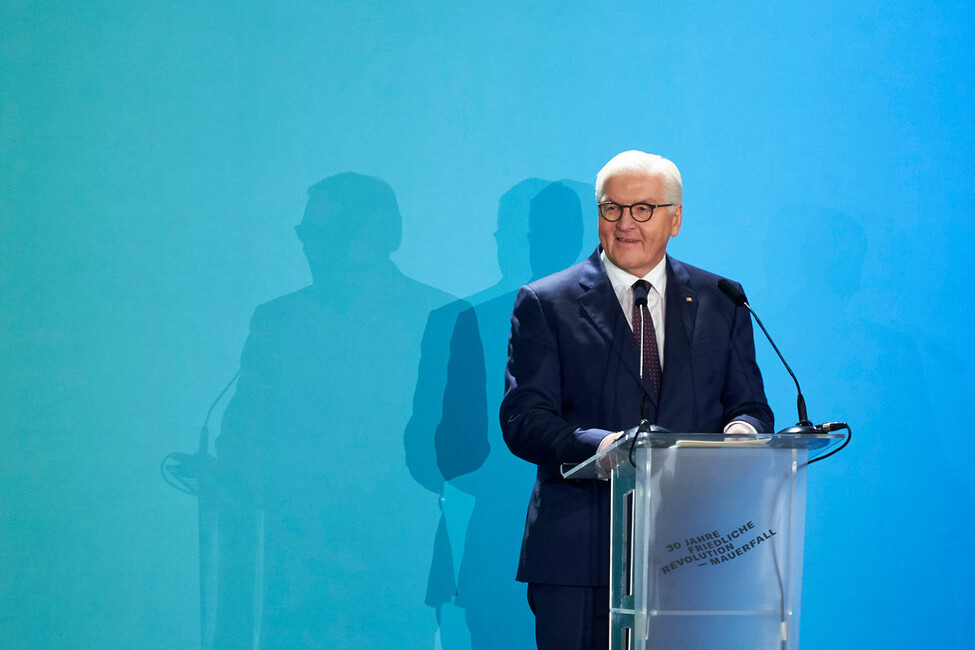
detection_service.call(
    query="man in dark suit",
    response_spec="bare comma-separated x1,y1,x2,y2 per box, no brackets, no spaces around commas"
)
500,151,773,649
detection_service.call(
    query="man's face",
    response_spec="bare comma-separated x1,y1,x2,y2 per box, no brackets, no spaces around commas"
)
598,172,682,277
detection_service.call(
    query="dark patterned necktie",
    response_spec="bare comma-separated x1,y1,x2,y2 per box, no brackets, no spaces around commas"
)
632,280,662,399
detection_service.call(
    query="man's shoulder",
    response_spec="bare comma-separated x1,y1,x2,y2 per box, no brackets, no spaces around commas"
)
668,256,729,294
524,251,602,299
528,263,585,293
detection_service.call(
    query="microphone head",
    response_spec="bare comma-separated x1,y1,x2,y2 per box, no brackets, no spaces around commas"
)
717,278,748,306
633,282,649,307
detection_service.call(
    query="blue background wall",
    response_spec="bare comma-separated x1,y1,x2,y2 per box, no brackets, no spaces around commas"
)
2,1,972,647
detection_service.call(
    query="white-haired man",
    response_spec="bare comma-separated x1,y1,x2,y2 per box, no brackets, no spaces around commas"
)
501,151,773,649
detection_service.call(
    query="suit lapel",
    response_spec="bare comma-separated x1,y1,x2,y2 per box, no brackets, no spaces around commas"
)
576,251,646,391
572,252,702,426
661,256,697,406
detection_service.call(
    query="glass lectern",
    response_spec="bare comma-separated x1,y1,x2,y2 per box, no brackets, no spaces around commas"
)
563,429,845,650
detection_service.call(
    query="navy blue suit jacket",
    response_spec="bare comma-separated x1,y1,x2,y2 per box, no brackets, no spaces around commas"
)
500,249,773,586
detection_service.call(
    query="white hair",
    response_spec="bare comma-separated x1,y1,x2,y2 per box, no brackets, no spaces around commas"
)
595,150,683,205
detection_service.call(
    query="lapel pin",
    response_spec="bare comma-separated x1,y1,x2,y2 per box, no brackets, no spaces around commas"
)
685,296,693,302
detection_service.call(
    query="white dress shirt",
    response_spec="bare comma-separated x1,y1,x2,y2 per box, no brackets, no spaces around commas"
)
601,251,667,368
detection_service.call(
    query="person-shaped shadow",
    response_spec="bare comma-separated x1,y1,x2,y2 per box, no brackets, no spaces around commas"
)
451,180,585,649
761,207,974,647
214,172,486,649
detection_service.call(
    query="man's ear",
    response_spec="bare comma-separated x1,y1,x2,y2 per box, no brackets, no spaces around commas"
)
670,204,682,237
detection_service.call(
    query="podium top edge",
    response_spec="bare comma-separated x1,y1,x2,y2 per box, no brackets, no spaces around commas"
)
560,429,846,480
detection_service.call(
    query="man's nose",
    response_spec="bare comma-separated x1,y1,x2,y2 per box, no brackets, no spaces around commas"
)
616,208,639,227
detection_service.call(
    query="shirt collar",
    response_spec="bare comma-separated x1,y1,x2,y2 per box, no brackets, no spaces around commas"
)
601,251,669,300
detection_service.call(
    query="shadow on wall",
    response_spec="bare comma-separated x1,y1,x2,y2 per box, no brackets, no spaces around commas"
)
211,173,488,649
762,207,975,647
173,173,593,649
446,180,586,649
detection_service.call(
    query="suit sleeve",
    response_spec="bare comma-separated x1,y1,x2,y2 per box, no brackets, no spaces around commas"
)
721,298,775,433
500,286,612,467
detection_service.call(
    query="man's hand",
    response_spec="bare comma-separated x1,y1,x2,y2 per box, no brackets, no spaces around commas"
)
597,431,624,453
596,431,625,474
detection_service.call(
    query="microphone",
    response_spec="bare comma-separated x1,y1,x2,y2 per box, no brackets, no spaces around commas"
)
635,283,650,423
717,278,814,434
716,278,747,307
627,281,669,465
633,281,649,307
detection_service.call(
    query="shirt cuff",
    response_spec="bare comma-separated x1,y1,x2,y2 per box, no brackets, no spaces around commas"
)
723,420,758,434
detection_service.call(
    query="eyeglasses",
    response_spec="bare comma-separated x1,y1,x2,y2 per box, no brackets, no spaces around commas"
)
598,202,674,223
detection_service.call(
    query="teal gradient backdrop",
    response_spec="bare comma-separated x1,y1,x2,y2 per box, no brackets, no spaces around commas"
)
2,1,972,647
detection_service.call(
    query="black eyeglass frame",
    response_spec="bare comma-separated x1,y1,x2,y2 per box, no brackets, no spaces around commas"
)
598,201,675,223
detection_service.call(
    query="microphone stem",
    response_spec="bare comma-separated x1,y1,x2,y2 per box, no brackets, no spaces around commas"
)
743,303,812,426
198,370,241,453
